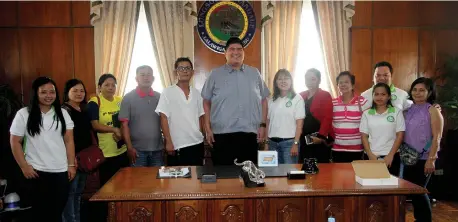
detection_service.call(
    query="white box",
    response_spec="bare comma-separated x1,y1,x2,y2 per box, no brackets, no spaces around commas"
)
355,175,399,186
351,160,399,186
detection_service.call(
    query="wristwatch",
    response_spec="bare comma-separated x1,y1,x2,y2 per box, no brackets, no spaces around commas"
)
294,141,299,145
260,123,266,128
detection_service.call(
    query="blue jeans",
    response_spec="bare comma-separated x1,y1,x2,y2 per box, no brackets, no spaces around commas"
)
132,150,164,167
62,171,87,222
268,139,298,164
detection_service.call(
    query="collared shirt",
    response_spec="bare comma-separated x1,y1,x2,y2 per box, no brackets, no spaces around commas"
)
268,94,305,138
10,107,74,172
332,95,371,152
201,64,270,134
359,106,405,156
119,87,162,152
155,85,204,149
361,84,412,111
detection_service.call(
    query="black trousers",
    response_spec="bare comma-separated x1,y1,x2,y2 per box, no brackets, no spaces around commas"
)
403,160,432,222
99,152,129,186
363,152,401,176
167,142,205,166
331,151,363,163
26,171,69,222
299,143,331,163
212,132,258,165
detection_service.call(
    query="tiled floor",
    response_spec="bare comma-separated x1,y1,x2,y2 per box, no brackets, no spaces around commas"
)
406,201,458,222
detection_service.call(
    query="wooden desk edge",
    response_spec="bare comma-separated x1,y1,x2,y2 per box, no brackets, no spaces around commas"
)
89,187,427,201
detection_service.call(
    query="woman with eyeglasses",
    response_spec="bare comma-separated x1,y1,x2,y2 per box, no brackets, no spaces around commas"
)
402,77,443,222
264,69,305,164
10,77,75,221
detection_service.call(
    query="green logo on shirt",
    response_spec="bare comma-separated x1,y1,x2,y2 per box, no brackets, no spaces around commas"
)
387,116,395,122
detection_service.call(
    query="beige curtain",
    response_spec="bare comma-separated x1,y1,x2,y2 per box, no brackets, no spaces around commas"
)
144,1,196,87
262,1,303,92
92,1,140,96
314,1,355,97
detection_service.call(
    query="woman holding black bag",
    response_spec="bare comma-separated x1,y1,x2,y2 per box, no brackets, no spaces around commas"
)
400,77,443,222
299,68,333,163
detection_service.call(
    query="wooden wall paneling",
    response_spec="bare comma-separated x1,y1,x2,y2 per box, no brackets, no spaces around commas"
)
372,1,419,27
266,198,312,222
435,30,458,63
71,1,92,26
212,199,254,222
352,1,372,27
0,29,21,96
19,28,74,103
350,29,372,93
194,1,261,82
73,28,96,97
166,200,207,222
0,1,18,27
111,201,163,222
19,1,71,27
372,29,418,91
418,1,458,28
418,30,435,78
313,197,355,222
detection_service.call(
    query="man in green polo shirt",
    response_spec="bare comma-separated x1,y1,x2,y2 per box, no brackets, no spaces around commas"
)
361,61,412,111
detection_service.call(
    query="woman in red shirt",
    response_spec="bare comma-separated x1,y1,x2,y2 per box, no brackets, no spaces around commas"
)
299,68,333,163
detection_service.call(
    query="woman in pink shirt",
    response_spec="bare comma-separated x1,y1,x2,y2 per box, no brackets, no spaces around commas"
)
331,71,370,162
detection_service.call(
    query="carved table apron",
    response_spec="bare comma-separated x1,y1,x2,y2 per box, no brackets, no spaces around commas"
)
90,164,426,222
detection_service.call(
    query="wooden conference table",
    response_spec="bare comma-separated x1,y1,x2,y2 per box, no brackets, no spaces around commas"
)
90,163,426,222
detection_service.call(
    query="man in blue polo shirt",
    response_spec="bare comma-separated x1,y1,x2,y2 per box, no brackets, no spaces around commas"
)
201,37,270,165
119,65,163,166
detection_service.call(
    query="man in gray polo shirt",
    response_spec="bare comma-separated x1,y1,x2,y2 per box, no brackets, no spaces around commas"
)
119,65,163,167
201,37,270,165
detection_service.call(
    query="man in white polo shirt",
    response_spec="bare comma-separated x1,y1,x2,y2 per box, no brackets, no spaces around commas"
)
361,61,412,110
155,57,205,166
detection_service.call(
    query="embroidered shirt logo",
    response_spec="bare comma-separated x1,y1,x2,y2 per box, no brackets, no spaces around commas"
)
387,116,395,122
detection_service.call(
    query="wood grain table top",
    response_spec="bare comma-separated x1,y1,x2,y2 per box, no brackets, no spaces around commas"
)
90,163,427,201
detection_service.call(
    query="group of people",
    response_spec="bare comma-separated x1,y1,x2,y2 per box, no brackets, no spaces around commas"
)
9,37,442,222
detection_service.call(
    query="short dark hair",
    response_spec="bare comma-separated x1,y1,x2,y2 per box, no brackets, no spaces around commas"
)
371,82,393,109
174,57,193,70
374,61,393,74
225,37,244,51
305,68,321,83
63,78,87,104
136,65,153,75
408,77,436,104
336,71,355,85
98,73,117,87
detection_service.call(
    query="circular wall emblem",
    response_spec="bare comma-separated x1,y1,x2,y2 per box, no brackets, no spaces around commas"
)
387,116,395,122
197,1,256,54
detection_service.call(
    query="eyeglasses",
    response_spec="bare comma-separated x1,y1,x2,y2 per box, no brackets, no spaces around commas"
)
176,66,193,72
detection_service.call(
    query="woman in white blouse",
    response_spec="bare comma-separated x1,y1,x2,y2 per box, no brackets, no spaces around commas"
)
265,69,305,164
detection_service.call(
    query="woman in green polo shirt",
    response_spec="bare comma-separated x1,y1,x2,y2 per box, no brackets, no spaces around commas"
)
359,83,405,176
